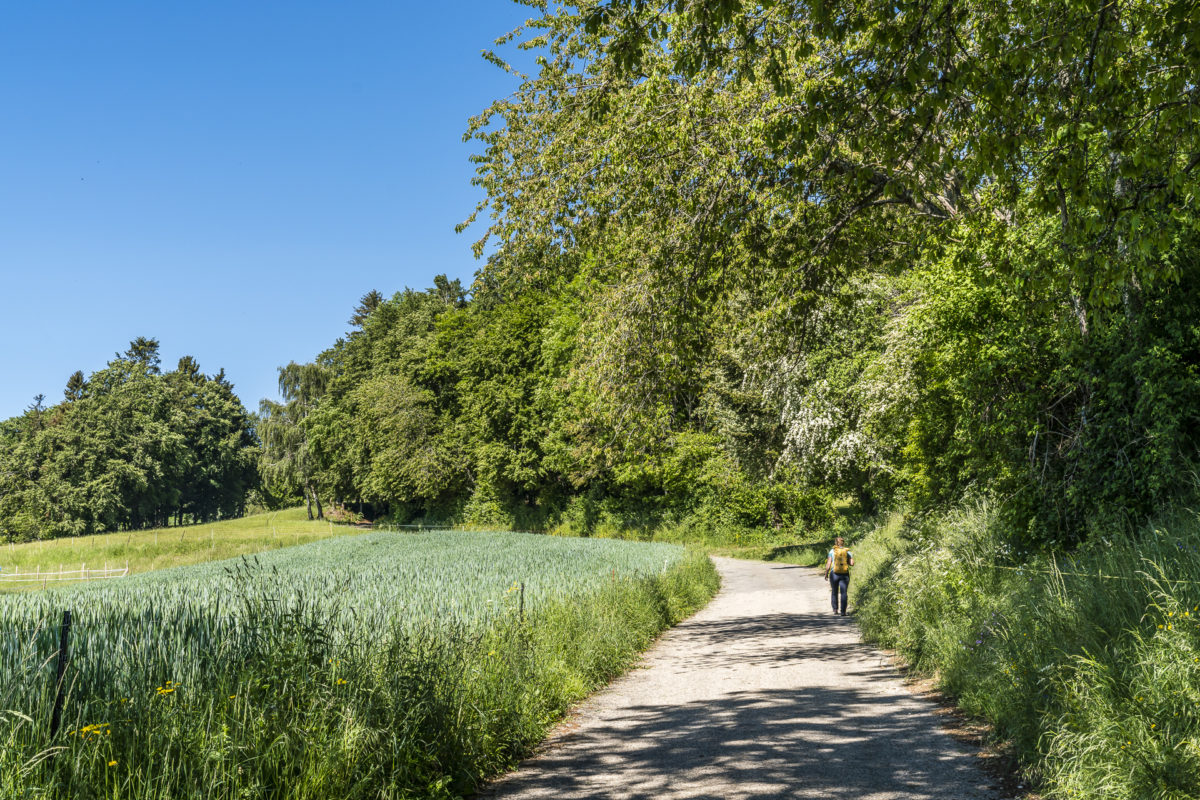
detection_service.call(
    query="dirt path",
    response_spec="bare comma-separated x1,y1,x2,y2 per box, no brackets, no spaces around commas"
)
481,557,1006,799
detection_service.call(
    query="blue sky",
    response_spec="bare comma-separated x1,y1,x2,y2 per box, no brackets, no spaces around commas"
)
0,1,534,419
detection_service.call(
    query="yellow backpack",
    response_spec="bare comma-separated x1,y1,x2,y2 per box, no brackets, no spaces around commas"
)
832,546,851,574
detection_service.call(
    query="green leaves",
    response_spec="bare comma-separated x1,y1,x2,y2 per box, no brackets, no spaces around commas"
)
248,0,1200,544
0,343,258,540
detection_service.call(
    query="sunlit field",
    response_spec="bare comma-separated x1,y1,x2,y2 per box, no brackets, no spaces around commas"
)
0,530,718,799
0,508,357,591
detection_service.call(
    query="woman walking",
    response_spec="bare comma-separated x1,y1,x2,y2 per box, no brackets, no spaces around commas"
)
824,537,854,616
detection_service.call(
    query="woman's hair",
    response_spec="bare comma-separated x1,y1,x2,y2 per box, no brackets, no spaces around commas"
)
834,537,845,546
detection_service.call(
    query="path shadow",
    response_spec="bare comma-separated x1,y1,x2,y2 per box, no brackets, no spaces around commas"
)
652,612,889,673
479,684,1000,799
476,560,1000,799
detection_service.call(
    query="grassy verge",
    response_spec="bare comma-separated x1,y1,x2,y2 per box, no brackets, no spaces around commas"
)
1,533,718,799
0,508,355,590
851,503,1200,799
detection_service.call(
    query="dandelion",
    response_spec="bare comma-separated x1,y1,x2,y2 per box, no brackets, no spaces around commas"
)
108,760,117,767
336,678,347,685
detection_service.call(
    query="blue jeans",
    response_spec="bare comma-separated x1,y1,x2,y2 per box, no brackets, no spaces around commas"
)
830,572,849,614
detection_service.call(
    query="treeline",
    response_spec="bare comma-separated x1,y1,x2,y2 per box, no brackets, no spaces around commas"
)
266,250,1199,544
258,276,836,533
262,0,1200,546
0,338,258,539
9,0,1198,549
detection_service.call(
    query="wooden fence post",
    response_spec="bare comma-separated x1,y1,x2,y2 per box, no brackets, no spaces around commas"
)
49,610,72,738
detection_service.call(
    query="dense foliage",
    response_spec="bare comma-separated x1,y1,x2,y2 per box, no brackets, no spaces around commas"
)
2,531,718,799
265,277,838,535
264,0,1199,546
0,339,258,540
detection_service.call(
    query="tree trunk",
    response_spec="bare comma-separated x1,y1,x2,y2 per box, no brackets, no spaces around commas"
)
314,489,324,520
305,487,314,520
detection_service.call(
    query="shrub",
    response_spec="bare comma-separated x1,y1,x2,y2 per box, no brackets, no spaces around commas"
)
854,503,1200,797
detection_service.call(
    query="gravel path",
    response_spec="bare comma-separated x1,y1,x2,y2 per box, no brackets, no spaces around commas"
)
481,557,1006,800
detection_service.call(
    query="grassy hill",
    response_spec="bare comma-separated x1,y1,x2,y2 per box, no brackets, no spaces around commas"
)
0,508,357,590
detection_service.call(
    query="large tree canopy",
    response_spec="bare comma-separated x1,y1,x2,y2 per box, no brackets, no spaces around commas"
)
582,0,1199,287
473,0,1199,301
460,0,1200,539
226,1,1200,545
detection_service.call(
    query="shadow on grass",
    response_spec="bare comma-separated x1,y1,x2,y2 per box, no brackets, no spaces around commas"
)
761,543,827,566
710,543,828,567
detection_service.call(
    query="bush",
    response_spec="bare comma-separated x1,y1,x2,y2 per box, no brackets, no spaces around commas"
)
854,503,1200,797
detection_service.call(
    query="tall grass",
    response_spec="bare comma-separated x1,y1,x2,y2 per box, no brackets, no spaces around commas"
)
853,503,1200,799
1,531,718,799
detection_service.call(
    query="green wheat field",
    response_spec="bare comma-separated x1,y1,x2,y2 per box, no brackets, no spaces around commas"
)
1,530,718,799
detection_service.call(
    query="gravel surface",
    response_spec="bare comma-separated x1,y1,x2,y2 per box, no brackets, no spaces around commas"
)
481,556,1007,799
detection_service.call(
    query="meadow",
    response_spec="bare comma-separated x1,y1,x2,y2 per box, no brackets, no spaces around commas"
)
1,530,718,799
0,508,357,590
852,505,1200,799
